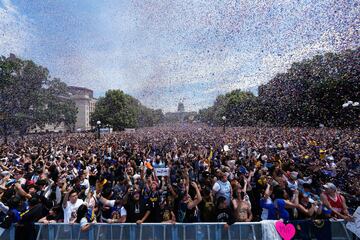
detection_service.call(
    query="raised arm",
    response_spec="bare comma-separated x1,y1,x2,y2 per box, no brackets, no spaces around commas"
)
264,184,271,199
187,182,202,209
62,186,72,209
98,195,114,207
14,182,32,199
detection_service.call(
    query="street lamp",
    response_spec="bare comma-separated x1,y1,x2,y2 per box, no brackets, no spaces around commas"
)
96,120,101,139
222,116,226,133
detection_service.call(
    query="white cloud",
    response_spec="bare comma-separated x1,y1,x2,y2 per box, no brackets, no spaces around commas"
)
0,0,35,56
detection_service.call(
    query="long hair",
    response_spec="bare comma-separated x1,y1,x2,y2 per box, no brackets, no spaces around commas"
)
75,204,88,223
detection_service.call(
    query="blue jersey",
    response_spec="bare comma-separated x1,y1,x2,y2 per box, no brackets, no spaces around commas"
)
260,198,276,220
275,199,290,221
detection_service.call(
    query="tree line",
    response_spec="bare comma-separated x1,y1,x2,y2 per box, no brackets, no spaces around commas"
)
0,54,165,138
198,48,360,127
0,54,77,141
90,89,164,130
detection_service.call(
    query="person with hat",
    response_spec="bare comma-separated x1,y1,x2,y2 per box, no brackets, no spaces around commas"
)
320,182,353,221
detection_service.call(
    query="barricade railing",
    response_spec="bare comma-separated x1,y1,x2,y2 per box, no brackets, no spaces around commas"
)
0,220,354,240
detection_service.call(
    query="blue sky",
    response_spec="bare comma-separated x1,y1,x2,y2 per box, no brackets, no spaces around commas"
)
0,0,359,112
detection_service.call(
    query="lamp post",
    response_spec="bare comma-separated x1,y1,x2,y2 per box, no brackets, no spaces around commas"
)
222,116,226,133
96,120,101,139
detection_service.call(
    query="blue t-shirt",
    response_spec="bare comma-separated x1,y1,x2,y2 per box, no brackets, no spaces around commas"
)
260,198,276,220
275,199,290,221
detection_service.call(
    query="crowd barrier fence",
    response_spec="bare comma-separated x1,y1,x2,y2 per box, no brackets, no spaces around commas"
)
0,220,355,240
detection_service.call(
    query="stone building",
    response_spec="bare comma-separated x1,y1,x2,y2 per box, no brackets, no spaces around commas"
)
30,86,97,133
68,86,97,131
164,102,197,123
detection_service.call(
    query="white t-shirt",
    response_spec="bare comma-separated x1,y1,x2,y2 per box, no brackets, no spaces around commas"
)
107,200,127,216
80,217,89,228
80,179,90,195
63,199,84,223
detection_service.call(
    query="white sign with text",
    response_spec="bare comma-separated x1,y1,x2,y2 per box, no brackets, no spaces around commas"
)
154,168,170,176
346,207,360,238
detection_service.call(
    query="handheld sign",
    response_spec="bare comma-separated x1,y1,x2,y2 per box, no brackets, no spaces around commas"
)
346,207,360,238
154,168,170,177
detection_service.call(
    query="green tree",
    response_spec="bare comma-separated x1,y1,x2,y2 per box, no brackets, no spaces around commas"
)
0,54,77,141
199,47,360,127
198,90,258,126
90,89,163,130
258,48,360,127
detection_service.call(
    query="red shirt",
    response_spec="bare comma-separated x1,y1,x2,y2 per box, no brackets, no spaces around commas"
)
325,193,344,214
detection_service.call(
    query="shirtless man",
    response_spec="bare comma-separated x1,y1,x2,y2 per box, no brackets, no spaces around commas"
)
232,186,252,222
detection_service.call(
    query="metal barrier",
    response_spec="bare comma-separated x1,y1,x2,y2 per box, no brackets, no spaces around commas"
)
0,221,354,240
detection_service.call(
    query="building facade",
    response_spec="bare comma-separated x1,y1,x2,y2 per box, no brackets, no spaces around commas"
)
68,86,97,131
164,102,197,123
29,86,97,133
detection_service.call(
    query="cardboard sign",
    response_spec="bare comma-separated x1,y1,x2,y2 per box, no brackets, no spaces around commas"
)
154,168,169,176
346,207,360,238
275,221,295,240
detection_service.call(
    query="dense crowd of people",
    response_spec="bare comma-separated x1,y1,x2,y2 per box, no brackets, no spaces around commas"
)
0,124,358,237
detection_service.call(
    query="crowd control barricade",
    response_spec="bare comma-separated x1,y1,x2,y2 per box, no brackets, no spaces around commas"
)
0,220,356,240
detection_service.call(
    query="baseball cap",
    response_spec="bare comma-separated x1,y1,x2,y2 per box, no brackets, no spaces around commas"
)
323,182,336,191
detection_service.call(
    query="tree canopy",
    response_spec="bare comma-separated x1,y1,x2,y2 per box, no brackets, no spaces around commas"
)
199,47,360,127
0,54,77,138
90,89,164,130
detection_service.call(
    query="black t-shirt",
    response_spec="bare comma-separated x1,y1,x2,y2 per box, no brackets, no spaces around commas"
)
19,204,47,224
146,191,161,222
160,206,172,222
125,200,149,223
89,175,98,187
213,207,236,225
16,204,47,240
199,199,215,222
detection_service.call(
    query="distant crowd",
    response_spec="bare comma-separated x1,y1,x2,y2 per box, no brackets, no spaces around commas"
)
0,124,358,239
